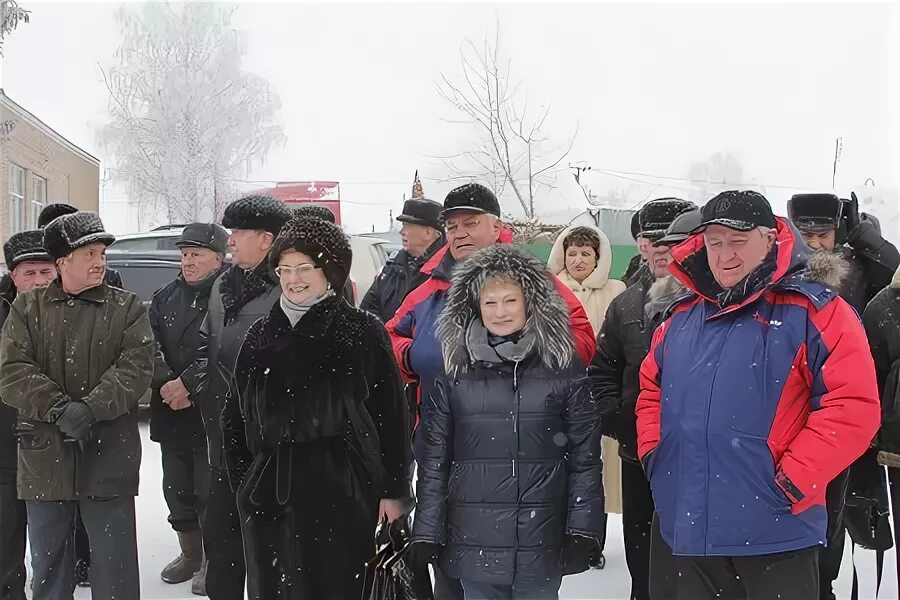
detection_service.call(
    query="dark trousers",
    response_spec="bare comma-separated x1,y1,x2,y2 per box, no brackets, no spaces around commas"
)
460,578,561,600
648,513,678,600
0,478,25,600
672,546,819,600
888,468,900,594
161,446,209,532
202,466,245,600
622,458,655,600
818,468,850,600
74,508,90,567
27,497,139,600
435,566,465,600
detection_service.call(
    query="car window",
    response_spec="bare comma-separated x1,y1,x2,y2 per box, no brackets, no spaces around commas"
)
109,238,162,252
113,263,182,306
157,237,180,251
372,242,388,269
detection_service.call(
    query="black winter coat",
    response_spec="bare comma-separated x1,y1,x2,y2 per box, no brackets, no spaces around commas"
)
360,240,443,322
413,323,604,586
222,295,412,599
838,218,900,313
863,281,900,455
0,275,15,477
588,271,655,463
148,268,225,451
189,263,281,468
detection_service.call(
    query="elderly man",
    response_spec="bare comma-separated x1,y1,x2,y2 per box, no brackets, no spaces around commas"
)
0,231,57,600
187,196,291,600
148,223,229,593
361,197,444,322
589,197,695,600
386,182,595,600
0,213,153,600
636,191,880,600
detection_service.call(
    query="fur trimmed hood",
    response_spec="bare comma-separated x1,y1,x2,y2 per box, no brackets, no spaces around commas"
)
437,245,574,375
806,249,850,291
547,223,614,290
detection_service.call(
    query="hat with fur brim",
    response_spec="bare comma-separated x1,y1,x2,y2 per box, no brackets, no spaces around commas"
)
4,230,53,270
43,213,116,260
222,195,293,235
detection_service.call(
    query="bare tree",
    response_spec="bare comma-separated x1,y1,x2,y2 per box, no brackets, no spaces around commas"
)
686,152,747,204
435,28,576,218
0,0,29,55
99,3,285,225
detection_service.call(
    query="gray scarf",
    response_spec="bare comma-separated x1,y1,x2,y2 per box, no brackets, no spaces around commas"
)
280,289,336,327
465,319,535,364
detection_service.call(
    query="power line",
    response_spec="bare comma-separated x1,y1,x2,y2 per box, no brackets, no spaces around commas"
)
589,167,815,192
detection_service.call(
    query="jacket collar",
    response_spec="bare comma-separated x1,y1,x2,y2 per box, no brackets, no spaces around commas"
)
45,279,106,304
423,235,516,283
177,265,228,297
258,294,342,349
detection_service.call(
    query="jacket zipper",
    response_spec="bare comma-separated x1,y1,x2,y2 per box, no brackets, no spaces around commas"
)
511,360,521,583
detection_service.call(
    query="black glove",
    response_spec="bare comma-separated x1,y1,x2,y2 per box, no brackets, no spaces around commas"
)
844,192,862,237
55,401,97,441
404,541,440,571
561,533,601,576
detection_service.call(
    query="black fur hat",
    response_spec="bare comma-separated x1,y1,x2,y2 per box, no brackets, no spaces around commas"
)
437,244,573,374
4,230,53,269
787,193,843,233
37,203,78,229
222,195,292,235
292,204,336,224
269,217,352,290
43,213,116,259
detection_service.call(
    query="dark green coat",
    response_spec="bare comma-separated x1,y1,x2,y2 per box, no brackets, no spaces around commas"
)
0,280,153,501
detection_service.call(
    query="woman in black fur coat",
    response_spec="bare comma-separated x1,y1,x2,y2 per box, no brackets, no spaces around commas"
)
222,216,412,599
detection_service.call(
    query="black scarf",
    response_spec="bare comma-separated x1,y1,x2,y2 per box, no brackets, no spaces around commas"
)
220,261,276,326
716,247,779,308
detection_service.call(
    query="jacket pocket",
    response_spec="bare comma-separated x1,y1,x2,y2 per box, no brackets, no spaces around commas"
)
16,419,52,451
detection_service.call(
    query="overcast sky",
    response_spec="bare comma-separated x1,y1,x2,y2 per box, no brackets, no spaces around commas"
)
2,1,898,237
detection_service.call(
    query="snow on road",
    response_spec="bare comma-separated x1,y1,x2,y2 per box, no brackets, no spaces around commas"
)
66,422,899,599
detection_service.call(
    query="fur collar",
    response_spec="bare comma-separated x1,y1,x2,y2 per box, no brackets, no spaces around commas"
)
647,275,685,302
806,250,850,291
437,245,574,376
220,262,277,326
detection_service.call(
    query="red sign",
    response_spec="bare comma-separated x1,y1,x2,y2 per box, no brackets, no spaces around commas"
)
254,181,342,224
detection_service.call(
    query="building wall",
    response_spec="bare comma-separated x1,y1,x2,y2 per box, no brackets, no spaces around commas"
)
0,96,99,253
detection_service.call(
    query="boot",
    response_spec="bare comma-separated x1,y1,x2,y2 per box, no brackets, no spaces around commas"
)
191,544,207,596
161,530,203,584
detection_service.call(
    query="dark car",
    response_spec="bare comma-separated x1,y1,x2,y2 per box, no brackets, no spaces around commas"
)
106,251,182,407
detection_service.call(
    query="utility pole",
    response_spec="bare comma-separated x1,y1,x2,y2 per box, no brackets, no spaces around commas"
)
831,137,842,190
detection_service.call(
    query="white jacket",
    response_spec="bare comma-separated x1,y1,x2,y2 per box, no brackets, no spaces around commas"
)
548,224,626,336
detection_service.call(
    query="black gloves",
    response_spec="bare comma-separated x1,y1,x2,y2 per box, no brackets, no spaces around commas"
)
54,400,97,441
561,533,602,576
844,192,862,238
405,541,440,571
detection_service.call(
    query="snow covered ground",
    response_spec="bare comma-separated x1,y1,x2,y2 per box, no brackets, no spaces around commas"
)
62,422,899,599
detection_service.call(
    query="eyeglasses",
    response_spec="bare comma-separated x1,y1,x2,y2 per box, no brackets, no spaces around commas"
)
274,263,318,278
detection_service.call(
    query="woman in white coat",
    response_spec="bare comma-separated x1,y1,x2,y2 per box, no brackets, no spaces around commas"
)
548,224,626,521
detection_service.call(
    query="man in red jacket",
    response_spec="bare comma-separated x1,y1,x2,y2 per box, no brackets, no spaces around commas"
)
386,183,595,600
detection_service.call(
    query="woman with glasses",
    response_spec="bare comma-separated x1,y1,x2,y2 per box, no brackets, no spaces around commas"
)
221,216,412,600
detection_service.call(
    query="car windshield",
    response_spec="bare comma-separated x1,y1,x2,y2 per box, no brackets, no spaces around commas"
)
112,263,181,305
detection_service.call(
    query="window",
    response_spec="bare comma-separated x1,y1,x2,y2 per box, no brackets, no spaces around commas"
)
30,174,47,229
108,238,165,252
7,163,25,235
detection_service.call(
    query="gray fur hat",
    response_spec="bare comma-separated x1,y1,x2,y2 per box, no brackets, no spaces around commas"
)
43,213,116,259
222,195,292,235
437,244,573,374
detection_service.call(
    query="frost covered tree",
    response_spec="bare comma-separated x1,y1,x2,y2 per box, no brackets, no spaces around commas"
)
100,3,284,224
435,28,576,219
0,0,29,55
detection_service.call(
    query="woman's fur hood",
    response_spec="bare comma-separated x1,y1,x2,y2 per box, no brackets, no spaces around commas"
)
547,223,614,290
437,245,574,375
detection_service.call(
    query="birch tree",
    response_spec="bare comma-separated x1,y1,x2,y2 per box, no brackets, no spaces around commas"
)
100,2,284,224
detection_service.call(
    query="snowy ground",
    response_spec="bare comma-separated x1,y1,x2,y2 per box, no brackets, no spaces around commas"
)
59,422,898,599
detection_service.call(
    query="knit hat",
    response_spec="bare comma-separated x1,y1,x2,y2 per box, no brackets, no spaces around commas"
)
4,230,53,269
787,193,843,234
176,223,229,254
697,190,777,233
292,204,336,224
37,203,78,229
442,183,502,218
43,213,116,259
269,216,352,290
639,198,696,241
222,195,292,235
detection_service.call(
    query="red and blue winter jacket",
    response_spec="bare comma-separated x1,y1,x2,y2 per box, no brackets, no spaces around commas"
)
386,243,596,407
636,218,880,557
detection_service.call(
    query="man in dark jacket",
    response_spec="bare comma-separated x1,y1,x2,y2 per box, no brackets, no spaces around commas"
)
787,192,900,599
360,197,444,322
638,191,879,600
0,231,57,600
149,223,229,593
588,197,695,600
185,195,291,600
0,213,154,600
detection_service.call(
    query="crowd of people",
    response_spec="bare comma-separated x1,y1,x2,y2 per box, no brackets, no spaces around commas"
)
0,182,897,600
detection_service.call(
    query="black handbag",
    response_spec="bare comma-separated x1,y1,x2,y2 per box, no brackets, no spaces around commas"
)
362,518,434,600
